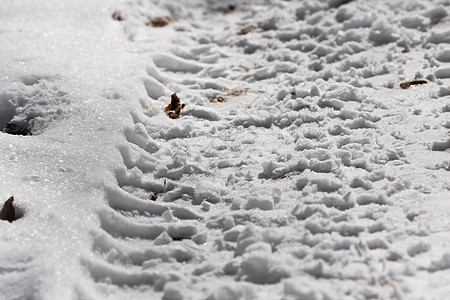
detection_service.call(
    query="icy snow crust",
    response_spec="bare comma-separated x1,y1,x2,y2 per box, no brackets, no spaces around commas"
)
1,0,450,299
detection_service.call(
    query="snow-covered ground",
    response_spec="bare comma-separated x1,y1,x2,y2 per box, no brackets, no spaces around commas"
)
1,0,449,299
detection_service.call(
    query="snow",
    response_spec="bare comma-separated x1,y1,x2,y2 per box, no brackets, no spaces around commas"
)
0,0,449,299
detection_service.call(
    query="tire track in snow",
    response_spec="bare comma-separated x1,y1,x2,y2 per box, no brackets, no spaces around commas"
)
83,1,450,299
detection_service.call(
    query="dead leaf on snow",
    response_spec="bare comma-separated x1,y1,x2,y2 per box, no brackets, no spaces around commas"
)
223,5,236,14
275,172,301,181
146,17,173,27
239,65,250,72
210,88,246,103
165,93,185,118
112,10,123,21
400,79,427,89
0,196,15,223
238,25,260,35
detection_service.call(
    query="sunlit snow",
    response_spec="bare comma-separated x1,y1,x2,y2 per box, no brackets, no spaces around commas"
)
1,0,449,299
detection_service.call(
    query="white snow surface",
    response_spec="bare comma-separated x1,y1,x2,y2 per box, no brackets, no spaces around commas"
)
1,0,450,299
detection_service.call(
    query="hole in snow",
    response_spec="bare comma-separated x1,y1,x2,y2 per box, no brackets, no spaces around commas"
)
0,92,16,130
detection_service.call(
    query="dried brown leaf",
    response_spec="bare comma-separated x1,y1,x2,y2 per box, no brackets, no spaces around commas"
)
211,95,226,103
400,79,427,89
112,10,123,21
165,93,185,118
223,5,236,14
238,25,259,35
147,17,173,27
239,65,250,72
211,88,246,103
0,196,15,223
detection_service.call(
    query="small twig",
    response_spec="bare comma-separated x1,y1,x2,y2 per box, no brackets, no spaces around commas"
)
274,172,301,181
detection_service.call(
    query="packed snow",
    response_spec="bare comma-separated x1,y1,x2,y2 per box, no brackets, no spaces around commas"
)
1,0,449,299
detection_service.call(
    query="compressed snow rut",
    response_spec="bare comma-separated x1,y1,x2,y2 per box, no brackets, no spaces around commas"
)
81,1,450,299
